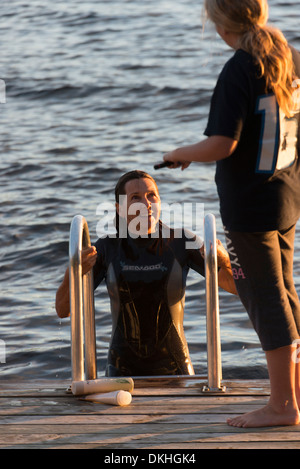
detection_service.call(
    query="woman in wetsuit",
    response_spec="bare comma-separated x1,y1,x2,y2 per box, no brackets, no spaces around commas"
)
56,170,236,376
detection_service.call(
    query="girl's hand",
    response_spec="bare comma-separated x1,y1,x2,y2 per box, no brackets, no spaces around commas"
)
163,151,191,171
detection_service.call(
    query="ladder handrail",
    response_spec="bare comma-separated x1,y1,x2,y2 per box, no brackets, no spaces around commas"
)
68,213,224,392
69,215,97,382
203,214,224,392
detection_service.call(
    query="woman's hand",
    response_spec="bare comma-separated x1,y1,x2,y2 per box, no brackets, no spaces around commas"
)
55,246,98,318
82,246,97,275
200,239,237,295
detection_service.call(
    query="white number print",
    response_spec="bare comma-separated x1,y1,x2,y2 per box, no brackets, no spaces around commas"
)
256,94,298,174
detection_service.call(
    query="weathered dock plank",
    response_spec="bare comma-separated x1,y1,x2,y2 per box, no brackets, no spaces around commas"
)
0,379,299,450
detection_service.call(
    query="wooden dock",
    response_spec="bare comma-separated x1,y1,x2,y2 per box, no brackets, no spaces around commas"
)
1,378,300,449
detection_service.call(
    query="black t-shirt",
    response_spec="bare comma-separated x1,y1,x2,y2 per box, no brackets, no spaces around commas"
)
93,223,205,376
205,48,300,232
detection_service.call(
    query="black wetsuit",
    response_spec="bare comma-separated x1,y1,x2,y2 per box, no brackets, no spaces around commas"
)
93,222,205,376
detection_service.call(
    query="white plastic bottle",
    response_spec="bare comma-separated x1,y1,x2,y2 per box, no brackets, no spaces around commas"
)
71,377,134,396
80,390,132,406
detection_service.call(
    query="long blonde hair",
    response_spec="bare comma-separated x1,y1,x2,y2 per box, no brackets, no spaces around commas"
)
204,0,297,117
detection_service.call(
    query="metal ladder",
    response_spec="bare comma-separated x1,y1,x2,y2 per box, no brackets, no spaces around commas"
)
69,215,96,383
69,213,225,392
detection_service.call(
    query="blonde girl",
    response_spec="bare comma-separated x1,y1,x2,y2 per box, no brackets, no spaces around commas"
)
164,0,300,427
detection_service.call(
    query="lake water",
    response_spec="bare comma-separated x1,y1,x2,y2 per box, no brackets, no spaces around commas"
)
1,0,299,381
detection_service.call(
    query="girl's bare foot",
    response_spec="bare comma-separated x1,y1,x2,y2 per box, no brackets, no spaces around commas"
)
227,402,300,428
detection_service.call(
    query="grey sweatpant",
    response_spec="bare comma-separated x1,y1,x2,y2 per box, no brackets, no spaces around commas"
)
225,224,300,351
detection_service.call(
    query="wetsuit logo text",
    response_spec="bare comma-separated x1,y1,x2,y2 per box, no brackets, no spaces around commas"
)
120,261,168,272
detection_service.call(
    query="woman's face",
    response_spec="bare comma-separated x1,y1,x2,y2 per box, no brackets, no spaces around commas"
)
116,177,161,235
